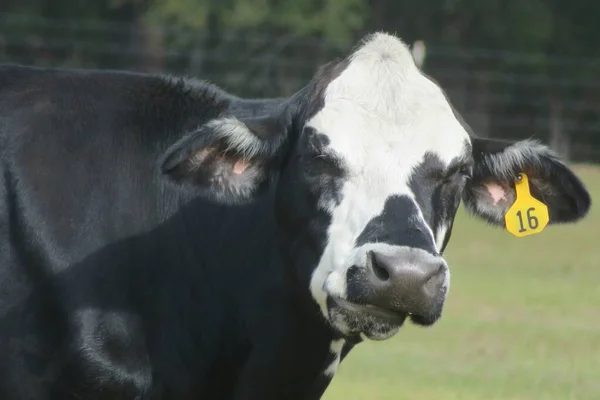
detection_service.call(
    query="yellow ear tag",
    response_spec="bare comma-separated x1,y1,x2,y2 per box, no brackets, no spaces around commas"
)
504,173,549,237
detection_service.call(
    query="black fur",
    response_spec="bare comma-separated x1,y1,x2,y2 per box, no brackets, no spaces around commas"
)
355,195,438,253
0,64,342,400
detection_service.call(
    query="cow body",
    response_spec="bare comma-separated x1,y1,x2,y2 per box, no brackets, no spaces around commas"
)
0,65,336,399
0,33,590,400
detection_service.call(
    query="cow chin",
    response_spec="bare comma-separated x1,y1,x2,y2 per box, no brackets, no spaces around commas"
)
326,297,445,340
326,298,405,341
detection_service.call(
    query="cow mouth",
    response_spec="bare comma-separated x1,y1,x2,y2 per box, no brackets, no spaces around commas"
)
330,297,409,326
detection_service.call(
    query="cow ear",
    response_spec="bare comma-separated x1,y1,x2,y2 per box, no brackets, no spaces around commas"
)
463,138,591,226
160,116,288,204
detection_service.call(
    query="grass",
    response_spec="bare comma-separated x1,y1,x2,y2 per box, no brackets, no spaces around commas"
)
324,164,600,400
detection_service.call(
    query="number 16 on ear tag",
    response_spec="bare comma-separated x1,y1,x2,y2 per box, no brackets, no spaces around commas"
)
504,173,549,237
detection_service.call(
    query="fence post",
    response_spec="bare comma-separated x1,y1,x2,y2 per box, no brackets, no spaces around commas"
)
549,97,571,161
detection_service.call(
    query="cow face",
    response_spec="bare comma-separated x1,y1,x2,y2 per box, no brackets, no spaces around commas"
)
161,33,590,341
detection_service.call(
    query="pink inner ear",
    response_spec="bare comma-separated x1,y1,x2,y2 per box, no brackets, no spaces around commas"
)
232,159,251,175
484,182,507,205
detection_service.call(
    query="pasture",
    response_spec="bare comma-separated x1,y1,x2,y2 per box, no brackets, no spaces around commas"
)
325,164,600,400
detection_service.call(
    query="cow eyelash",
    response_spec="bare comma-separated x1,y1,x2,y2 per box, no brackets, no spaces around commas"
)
436,164,472,183
458,164,473,178
302,154,345,177
309,154,338,166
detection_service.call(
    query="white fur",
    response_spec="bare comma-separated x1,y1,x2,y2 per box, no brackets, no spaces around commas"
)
434,223,449,253
308,32,468,331
205,117,266,158
323,339,345,377
481,139,556,180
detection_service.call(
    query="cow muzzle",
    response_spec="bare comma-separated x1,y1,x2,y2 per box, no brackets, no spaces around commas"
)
338,246,449,331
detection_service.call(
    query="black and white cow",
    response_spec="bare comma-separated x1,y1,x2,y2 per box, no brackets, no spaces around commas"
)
0,32,590,399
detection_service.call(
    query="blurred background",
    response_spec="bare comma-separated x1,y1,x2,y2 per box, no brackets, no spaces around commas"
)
1,1,599,399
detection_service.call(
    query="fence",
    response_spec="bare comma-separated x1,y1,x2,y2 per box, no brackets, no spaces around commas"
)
2,12,599,163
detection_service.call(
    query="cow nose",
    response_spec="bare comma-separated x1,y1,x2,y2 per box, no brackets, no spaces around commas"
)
364,250,446,316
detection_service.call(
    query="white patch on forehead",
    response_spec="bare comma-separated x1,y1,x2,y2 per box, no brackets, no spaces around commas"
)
314,32,469,167
308,32,465,323
323,339,345,377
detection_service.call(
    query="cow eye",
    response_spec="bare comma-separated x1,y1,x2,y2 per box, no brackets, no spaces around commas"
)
439,164,472,184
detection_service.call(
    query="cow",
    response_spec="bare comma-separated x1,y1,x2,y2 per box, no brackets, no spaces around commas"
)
0,32,590,399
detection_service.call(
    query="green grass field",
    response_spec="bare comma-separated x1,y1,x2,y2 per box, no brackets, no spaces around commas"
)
324,165,600,400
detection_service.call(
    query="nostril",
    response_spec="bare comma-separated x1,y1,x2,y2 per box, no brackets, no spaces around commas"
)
373,261,390,281
367,251,390,281
428,263,445,281
423,263,446,294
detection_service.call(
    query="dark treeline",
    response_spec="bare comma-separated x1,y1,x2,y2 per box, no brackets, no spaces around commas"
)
1,0,599,162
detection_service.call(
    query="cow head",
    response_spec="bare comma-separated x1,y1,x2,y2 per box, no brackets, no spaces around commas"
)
161,33,591,341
